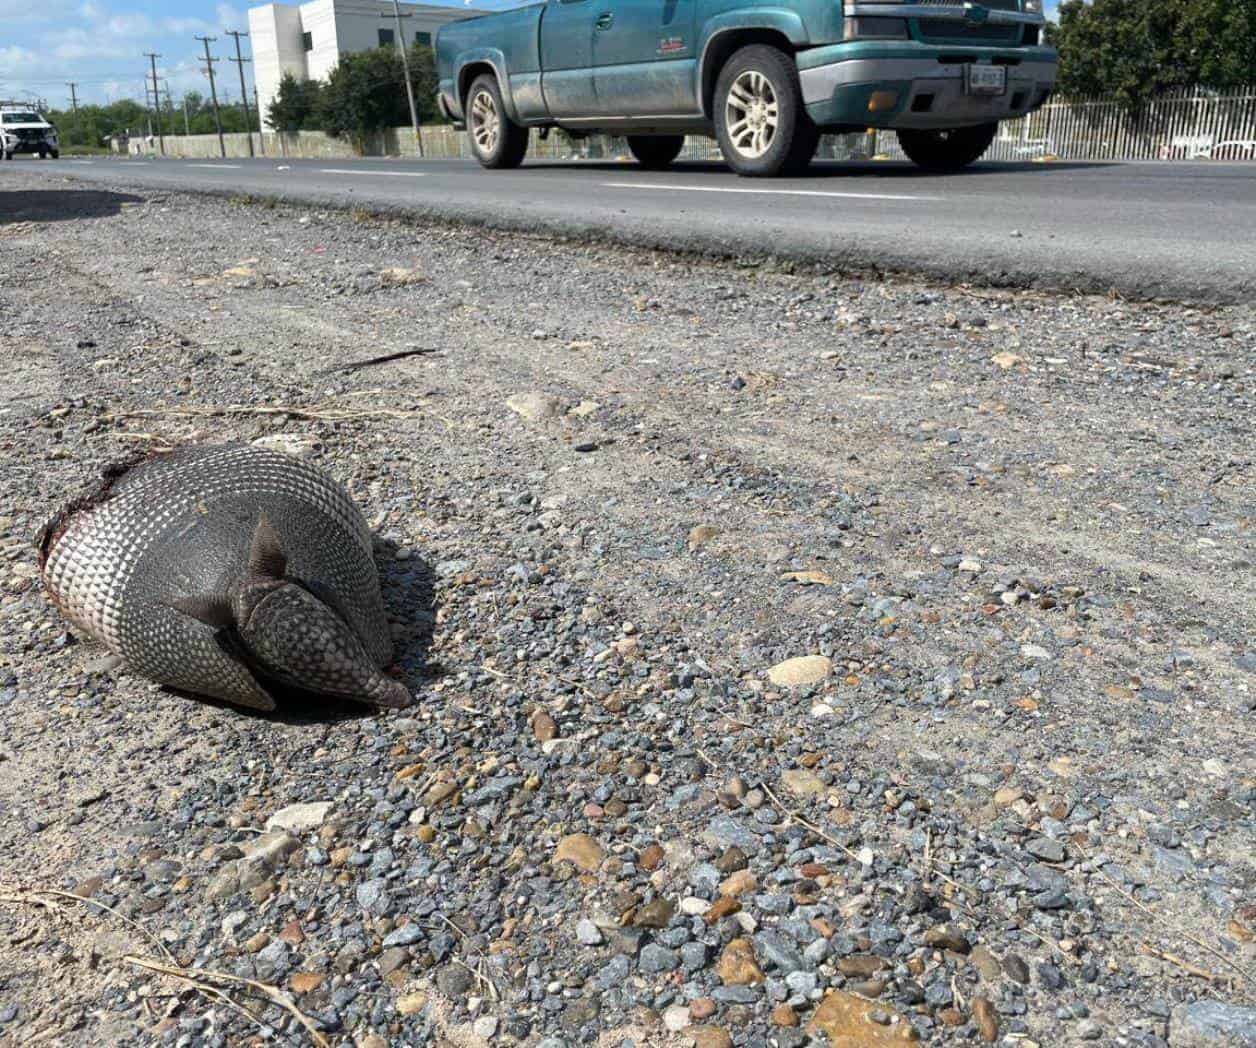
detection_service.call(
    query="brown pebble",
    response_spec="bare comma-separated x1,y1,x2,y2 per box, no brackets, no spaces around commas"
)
937,1008,966,1027
689,998,717,1020
703,896,742,925
278,920,305,945
771,1004,799,1027
973,997,999,1042
531,709,558,742
638,842,664,871
244,931,271,953
838,954,889,977
689,1027,733,1048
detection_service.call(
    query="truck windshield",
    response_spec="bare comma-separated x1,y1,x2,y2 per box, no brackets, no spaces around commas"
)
2,113,42,123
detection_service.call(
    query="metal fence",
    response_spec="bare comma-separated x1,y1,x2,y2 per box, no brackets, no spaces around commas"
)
156,85,1256,164
878,85,1256,162
421,86,1256,164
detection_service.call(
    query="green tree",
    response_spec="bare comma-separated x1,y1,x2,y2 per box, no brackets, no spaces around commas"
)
266,71,325,131
46,99,151,149
1048,0,1256,109
318,44,441,147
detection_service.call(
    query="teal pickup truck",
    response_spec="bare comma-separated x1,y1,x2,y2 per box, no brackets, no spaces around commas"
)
436,0,1056,177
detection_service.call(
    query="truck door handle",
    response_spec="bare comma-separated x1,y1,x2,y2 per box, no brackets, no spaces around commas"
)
595,12,614,29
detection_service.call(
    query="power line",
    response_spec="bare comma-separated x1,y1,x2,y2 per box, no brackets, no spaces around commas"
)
225,29,254,157
195,35,226,158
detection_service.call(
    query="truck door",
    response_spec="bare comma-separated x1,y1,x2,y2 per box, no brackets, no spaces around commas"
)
540,0,598,117
591,0,698,116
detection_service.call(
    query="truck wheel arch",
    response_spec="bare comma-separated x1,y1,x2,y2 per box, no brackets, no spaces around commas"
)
456,53,519,123
698,14,809,119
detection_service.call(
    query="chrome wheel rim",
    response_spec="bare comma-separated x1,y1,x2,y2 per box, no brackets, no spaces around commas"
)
470,88,499,156
725,70,779,159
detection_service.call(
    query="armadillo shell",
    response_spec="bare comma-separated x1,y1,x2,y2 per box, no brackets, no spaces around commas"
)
38,443,393,709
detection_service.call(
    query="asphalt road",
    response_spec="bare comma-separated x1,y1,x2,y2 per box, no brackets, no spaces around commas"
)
9,153,1256,302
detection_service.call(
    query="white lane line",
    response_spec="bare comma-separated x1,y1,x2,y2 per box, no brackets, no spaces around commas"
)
69,160,95,165
317,168,428,177
602,181,940,202
187,162,243,169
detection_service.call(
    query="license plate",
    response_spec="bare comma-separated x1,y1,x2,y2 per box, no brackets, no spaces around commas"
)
965,64,1006,96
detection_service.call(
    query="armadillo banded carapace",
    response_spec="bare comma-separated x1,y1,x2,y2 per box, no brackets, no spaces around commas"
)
38,442,411,710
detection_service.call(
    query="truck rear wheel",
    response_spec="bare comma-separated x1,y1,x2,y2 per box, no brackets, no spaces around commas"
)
466,74,528,170
714,45,817,178
897,124,997,172
627,135,685,170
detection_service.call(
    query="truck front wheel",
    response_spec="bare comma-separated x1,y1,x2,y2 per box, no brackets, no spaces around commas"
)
897,124,997,172
466,74,528,170
627,135,685,170
714,45,817,178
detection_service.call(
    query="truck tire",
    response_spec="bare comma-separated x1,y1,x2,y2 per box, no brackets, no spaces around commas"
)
897,123,997,172
49,149,59,159
466,74,528,170
714,45,817,177
627,135,685,170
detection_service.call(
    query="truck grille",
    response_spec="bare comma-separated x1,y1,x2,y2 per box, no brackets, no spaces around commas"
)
917,20,1022,44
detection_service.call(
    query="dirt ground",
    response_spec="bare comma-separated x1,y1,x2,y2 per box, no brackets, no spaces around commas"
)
0,171,1252,1048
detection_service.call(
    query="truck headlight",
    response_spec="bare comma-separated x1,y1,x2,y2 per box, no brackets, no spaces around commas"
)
844,16,909,39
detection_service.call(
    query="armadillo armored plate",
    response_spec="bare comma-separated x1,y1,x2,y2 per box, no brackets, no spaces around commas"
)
37,443,411,711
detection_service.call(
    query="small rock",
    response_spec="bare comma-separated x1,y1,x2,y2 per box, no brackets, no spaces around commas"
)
1027,838,1066,863
781,769,826,798
396,991,428,1015
554,833,605,872
506,392,562,422
772,1004,800,1027
688,524,721,549
265,801,333,834
922,925,970,954
663,1004,691,1032
1169,1000,1256,1047
973,997,999,1042
689,1028,734,1048
767,655,832,688
640,944,680,974
473,1016,498,1039
531,709,559,743
634,897,675,928
575,919,604,946
716,938,764,985
808,991,919,1045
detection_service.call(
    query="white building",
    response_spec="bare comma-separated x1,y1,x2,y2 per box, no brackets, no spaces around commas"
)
248,0,470,129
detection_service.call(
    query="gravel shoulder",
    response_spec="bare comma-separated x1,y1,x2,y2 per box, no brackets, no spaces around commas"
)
0,171,1253,1048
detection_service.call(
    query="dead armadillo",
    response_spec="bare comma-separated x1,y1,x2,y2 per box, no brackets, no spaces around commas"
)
37,442,411,711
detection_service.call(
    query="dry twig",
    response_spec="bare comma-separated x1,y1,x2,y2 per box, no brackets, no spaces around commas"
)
123,955,329,1047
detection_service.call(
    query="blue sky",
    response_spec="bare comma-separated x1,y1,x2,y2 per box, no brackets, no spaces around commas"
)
1,0,1060,110
0,0,505,107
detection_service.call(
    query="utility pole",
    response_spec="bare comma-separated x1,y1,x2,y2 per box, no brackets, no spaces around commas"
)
385,1,423,156
225,29,254,157
182,95,190,135
253,85,265,156
196,35,226,158
144,53,164,153
67,82,78,113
